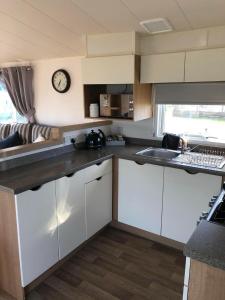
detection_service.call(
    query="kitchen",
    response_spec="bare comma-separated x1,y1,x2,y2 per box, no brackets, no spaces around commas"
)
1,1,225,300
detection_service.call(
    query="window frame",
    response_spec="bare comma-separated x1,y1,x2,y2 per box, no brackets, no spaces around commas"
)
154,104,225,147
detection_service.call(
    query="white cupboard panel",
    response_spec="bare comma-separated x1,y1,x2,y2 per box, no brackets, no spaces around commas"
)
56,170,86,260
118,159,164,235
82,55,135,84
182,286,188,300
15,182,58,287
185,48,225,82
86,172,112,239
184,257,191,287
162,167,221,243
141,52,185,83
86,32,136,57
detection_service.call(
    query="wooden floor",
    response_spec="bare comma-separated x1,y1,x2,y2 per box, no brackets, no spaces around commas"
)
1,227,185,300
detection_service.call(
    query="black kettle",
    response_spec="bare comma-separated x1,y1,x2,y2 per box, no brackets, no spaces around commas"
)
86,129,105,149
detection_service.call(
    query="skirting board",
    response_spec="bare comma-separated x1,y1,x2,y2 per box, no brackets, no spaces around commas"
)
110,220,184,251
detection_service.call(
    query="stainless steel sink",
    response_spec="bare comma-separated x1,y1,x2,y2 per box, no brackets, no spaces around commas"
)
136,147,180,160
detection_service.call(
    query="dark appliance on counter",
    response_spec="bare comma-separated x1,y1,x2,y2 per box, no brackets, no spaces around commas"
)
85,129,106,149
162,133,183,150
197,184,225,226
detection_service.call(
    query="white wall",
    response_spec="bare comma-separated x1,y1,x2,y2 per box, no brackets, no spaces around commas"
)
112,118,154,139
33,56,85,126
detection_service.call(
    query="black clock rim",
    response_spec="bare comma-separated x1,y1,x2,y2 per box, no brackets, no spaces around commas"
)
52,69,71,93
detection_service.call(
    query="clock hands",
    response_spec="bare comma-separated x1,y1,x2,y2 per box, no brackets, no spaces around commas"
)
58,80,61,88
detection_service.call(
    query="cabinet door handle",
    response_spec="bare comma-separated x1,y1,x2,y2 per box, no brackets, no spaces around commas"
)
66,172,75,178
30,185,42,191
96,176,102,181
96,161,103,166
135,161,145,166
185,169,199,175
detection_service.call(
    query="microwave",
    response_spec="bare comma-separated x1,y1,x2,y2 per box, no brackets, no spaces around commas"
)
100,94,134,119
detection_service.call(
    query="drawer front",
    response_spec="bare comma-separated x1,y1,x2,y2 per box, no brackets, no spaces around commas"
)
85,158,112,183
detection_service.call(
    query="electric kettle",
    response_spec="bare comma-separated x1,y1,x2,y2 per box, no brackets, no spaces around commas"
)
85,129,106,149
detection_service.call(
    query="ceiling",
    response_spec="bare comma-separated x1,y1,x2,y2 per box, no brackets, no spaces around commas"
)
0,0,225,63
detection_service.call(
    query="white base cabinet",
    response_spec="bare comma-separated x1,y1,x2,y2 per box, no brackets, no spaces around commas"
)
86,172,112,239
15,159,112,287
56,169,86,260
161,167,221,243
15,182,58,287
118,159,164,235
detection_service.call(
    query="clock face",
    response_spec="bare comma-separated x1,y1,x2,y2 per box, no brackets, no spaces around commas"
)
52,69,71,93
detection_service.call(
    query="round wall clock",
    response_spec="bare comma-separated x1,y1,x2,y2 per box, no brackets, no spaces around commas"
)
52,69,71,93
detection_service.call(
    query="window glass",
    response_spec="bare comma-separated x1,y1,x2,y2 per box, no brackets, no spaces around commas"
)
0,81,26,124
157,104,225,142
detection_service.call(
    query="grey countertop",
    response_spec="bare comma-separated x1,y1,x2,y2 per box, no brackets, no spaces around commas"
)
1,144,225,194
184,220,225,271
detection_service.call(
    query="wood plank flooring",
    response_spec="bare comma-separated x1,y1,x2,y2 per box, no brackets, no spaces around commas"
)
0,227,185,300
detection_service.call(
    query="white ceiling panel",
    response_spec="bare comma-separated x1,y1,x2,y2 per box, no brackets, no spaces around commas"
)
176,0,225,29
0,0,225,63
0,41,27,62
0,12,76,58
25,0,107,35
122,0,191,31
0,29,55,59
0,0,82,52
71,0,143,32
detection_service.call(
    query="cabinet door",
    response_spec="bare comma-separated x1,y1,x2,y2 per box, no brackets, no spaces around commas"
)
162,168,221,243
141,52,185,83
185,48,225,82
86,172,112,239
118,159,164,235
82,55,135,84
56,169,86,260
15,181,58,287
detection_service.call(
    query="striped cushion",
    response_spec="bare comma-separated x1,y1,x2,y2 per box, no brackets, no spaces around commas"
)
10,123,32,144
0,124,10,140
31,125,52,142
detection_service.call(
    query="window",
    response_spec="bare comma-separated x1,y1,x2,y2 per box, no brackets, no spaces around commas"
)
156,104,225,142
0,81,26,123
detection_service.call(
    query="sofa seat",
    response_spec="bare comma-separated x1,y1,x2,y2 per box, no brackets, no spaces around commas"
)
0,123,57,147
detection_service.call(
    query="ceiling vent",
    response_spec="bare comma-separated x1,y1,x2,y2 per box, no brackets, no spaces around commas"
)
140,18,173,34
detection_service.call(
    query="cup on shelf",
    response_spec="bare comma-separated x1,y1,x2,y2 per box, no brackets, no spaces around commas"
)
89,103,99,118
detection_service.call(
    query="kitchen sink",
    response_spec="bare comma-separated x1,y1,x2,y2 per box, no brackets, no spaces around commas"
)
136,148,180,160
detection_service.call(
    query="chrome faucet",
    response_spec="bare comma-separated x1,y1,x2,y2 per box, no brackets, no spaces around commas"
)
180,137,186,154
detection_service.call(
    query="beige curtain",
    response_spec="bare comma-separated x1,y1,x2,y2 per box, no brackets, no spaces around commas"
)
1,66,35,123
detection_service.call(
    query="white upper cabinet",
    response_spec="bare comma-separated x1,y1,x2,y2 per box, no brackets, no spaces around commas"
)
82,55,135,84
161,167,221,243
118,159,164,235
141,52,185,83
15,182,58,287
86,32,137,57
185,48,225,82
